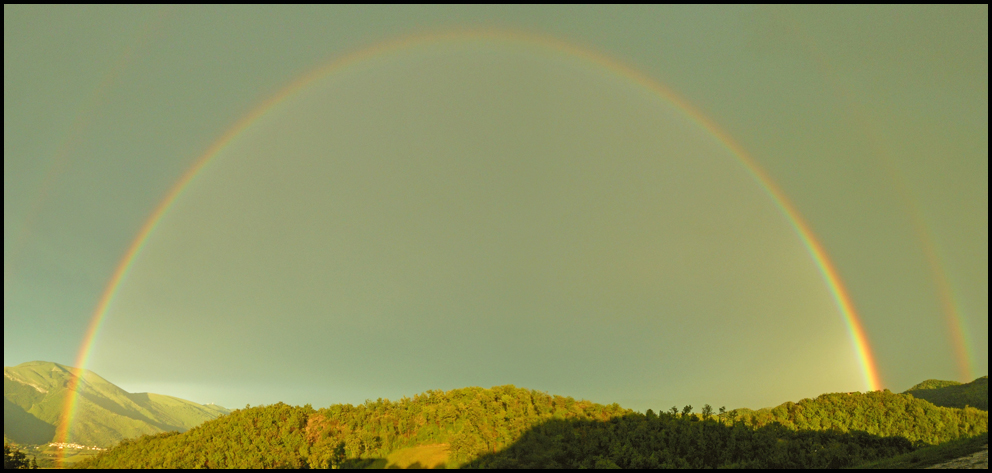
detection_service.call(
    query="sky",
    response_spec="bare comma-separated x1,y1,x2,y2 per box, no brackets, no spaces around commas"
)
4,5,987,413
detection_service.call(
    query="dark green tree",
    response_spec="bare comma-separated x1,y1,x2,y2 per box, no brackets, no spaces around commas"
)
3,443,33,470
330,441,346,469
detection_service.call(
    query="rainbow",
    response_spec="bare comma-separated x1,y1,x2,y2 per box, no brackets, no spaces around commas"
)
55,29,884,455
763,6,974,382
4,7,175,315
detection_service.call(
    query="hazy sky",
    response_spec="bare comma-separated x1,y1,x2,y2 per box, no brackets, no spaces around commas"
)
4,5,987,412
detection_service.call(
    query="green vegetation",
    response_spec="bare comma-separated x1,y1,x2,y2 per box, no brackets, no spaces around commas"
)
907,379,962,391
76,403,313,469
33,445,101,469
464,412,916,468
3,443,36,469
736,389,987,444
306,386,629,467
77,386,627,469
466,389,987,469
7,366,982,469
383,444,450,469
905,376,988,410
854,432,988,469
76,385,988,469
3,361,229,447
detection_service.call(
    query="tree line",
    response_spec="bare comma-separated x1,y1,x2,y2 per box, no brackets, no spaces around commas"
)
905,376,988,411
75,385,988,469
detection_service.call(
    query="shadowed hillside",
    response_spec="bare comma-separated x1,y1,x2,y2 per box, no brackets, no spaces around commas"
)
3,361,228,447
905,376,988,411
462,414,917,468
4,398,55,445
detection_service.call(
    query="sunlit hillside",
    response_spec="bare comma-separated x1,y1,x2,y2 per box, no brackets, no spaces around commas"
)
3,361,228,447
76,384,987,469
905,376,988,411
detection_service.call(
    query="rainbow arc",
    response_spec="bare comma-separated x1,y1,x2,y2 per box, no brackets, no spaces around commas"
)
55,29,884,457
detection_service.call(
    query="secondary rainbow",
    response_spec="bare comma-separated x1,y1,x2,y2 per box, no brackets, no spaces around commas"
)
56,29,884,453
765,7,974,382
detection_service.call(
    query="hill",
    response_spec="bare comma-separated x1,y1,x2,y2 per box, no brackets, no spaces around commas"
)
77,385,988,469
905,376,988,410
735,389,986,445
3,361,229,447
76,386,629,468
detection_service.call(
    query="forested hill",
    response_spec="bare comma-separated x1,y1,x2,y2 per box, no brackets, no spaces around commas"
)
736,389,986,444
3,361,229,447
904,376,988,411
76,386,629,469
77,385,987,469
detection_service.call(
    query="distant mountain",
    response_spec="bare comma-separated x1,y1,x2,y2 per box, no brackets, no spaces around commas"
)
905,376,988,411
3,361,228,447
907,379,963,391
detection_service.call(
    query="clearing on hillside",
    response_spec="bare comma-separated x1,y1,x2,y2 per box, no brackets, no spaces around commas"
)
385,444,450,469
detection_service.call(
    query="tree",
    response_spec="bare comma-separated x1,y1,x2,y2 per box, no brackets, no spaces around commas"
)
682,405,693,419
4,443,33,470
702,405,714,420
330,441,346,469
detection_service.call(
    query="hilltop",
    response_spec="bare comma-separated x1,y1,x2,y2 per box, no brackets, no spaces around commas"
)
3,361,228,448
905,376,988,410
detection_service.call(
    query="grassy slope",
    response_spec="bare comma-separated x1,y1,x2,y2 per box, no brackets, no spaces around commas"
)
3,361,229,447
384,444,451,469
904,376,988,411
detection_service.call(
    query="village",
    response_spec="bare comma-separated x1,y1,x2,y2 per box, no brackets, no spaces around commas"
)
47,442,104,451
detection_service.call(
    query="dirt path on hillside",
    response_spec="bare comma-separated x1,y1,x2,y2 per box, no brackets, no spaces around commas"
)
925,445,988,469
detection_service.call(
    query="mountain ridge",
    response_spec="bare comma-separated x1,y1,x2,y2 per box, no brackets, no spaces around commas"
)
3,361,228,447
904,376,988,411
